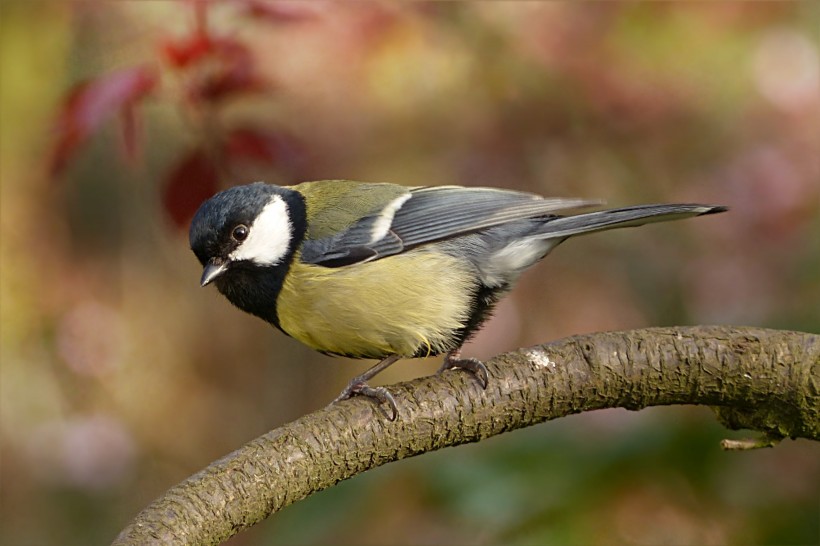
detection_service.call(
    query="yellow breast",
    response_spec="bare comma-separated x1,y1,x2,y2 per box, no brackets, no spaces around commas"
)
276,250,476,359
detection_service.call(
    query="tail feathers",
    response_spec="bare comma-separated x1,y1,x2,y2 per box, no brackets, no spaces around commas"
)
538,204,727,239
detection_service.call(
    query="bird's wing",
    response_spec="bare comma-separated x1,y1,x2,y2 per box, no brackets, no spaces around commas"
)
299,185,600,267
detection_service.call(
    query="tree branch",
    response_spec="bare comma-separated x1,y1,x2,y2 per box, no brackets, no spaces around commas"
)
112,326,819,546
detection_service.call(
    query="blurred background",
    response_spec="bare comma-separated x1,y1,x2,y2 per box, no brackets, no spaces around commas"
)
2,2,819,545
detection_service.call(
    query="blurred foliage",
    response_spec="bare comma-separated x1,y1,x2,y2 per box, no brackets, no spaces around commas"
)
1,2,819,545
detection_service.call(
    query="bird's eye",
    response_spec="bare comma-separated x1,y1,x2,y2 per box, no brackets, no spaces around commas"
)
232,225,249,241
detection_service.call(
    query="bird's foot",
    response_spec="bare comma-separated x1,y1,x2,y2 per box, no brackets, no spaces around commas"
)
333,379,398,421
437,350,489,389
331,355,401,420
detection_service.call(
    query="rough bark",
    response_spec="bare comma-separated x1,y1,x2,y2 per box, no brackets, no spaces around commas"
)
112,326,819,546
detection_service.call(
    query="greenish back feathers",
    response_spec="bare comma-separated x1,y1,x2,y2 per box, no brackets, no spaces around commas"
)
294,180,409,240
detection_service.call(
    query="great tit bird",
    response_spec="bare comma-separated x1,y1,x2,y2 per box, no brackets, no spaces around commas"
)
190,180,726,419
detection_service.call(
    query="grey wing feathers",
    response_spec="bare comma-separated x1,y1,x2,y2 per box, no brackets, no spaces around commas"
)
300,185,599,267
532,203,726,239
391,186,599,247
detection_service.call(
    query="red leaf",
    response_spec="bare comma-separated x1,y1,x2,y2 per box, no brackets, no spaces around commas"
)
162,33,267,102
160,32,213,68
190,63,267,103
162,149,220,230
225,128,280,164
224,127,305,174
197,37,266,102
50,65,158,175
160,0,212,67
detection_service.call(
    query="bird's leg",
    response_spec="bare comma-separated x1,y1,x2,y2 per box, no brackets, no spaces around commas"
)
332,354,401,420
437,348,489,389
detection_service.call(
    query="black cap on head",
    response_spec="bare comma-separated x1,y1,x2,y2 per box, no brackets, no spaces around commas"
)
189,182,280,266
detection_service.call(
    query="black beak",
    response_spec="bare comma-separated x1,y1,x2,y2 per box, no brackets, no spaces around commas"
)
200,259,228,287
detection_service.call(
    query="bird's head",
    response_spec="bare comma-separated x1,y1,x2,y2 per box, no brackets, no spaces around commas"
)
189,182,306,290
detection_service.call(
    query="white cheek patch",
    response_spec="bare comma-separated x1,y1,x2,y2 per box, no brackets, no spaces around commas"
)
229,195,292,266
370,193,411,243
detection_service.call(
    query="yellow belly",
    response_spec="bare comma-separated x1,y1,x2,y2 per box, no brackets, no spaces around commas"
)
277,250,476,358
